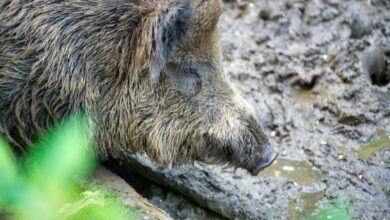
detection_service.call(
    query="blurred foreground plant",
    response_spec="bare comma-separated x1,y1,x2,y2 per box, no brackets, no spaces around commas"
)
0,113,137,220
308,199,352,220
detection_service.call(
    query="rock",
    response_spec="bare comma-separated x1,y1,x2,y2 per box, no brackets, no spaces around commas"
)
85,167,173,220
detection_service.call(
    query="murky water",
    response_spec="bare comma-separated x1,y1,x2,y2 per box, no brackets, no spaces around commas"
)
288,189,326,220
290,89,318,104
289,89,329,105
289,191,352,220
259,158,323,186
357,130,390,160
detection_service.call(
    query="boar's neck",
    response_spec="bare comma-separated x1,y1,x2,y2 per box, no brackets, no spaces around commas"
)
0,0,147,153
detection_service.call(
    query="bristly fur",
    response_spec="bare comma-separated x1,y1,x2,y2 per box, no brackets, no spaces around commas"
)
0,0,274,174
0,0,191,151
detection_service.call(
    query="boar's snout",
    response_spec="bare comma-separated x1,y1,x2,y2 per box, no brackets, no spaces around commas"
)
249,146,278,176
201,102,278,176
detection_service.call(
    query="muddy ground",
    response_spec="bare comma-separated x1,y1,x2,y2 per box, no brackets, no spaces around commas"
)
115,0,390,219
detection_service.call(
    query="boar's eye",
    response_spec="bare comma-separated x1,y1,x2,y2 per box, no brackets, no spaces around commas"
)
169,65,202,96
184,68,200,79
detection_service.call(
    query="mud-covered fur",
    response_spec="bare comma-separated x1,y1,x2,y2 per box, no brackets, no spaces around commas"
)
0,0,275,173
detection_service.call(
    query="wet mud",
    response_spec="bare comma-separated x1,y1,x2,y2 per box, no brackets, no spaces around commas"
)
124,0,390,219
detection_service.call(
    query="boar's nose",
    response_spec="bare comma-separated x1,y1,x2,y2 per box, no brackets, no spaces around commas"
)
250,147,278,176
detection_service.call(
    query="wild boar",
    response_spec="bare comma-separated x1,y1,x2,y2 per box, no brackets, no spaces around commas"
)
0,0,277,175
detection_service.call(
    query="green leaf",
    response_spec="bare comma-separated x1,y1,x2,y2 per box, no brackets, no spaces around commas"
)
0,138,19,205
308,200,352,220
0,113,138,220
25,113,97,190
0,138,17,183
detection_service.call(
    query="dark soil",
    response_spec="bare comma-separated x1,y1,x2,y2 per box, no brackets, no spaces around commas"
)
121,0,390,219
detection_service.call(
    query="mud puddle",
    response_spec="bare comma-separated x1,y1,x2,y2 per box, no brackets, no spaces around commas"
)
289,89,329,105
289,190,351,220
357,130,390,160
288,189,326,220
259,158,323,186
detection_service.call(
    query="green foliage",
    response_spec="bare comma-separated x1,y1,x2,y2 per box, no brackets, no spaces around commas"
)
0,114,137,220
308,200,352,220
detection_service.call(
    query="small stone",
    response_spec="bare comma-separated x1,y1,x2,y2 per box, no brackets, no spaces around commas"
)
288,29,296,36
358,174,363,180
338,154,344,160
235,31,241,36
320,141,328,145
270,131,277,137
322,54,329,62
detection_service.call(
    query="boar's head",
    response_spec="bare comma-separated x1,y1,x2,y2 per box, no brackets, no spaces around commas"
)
127,0,277,175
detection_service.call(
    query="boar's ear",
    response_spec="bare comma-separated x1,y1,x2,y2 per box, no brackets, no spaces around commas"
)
135,0,192,82
192,0,223,33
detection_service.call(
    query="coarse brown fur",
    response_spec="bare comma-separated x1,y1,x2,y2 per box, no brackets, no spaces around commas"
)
0,0,276,174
